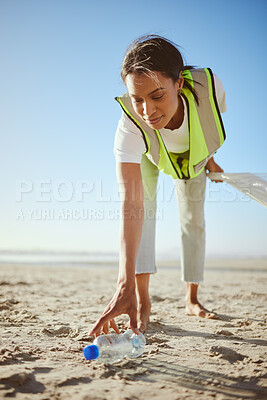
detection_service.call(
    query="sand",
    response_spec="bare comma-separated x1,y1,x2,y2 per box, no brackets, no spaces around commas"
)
0,259,266,400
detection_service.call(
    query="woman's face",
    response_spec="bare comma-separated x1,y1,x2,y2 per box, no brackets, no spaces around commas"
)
125,71,183,130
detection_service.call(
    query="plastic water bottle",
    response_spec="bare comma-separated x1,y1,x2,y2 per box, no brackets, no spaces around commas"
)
83,329,146,363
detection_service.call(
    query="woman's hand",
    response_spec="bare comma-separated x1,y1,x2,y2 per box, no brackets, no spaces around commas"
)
89,163,143,338
206,157,224,182
89,281,139,337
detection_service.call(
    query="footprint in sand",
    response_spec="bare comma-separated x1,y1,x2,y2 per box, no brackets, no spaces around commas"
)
151,295,175,303
215,329,234,336
0,348,41,365
41,326,73,337
209,345,247,363
0,369,45,395
147,320,168,334
0,299,19,311
41,326,81,338
145,335,169,345
221,323,235,328
151,295,165,302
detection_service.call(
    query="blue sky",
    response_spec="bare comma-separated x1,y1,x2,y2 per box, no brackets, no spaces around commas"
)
0,0,266,258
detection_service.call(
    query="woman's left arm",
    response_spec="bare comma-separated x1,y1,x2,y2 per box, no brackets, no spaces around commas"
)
206,157,224,182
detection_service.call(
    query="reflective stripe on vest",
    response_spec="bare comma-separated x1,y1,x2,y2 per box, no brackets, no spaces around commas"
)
115,68,226,180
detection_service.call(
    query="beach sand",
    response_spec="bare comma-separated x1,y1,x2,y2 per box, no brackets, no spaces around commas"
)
0,259,266,400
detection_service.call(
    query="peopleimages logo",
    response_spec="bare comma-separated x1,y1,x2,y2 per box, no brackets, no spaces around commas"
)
14,178,252,222
15,178,253,203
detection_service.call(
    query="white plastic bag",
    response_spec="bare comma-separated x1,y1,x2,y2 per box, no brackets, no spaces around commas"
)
207,173,267,208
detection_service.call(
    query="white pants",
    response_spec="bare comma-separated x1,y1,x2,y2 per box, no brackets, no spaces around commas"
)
136,154,206,282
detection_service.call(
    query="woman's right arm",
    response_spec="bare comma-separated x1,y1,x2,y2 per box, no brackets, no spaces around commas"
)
89,162,144,336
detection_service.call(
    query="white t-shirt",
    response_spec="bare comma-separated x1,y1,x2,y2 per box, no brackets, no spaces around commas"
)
114,74,227,164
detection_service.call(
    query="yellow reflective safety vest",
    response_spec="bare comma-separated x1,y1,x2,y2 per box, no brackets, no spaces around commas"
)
115,68,226,180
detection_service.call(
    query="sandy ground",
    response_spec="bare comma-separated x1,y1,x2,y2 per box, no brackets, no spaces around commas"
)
0,259,266,400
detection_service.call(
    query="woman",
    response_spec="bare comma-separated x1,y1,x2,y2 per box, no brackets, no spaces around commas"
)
90,35,226,336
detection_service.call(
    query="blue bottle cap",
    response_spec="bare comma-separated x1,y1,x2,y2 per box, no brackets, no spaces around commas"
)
83,344,99,360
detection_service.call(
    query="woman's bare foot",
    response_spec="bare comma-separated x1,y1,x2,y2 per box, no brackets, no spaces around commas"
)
185,301,217,319
137,300,151,332
185,283,217,319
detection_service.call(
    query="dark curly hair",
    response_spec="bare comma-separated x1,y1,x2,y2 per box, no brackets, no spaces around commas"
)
121,35,199,104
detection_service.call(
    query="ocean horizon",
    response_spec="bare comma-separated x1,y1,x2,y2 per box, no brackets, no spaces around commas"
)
0,249,266,269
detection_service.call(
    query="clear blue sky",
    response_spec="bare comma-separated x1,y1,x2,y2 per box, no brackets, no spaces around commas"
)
1,0,266,258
